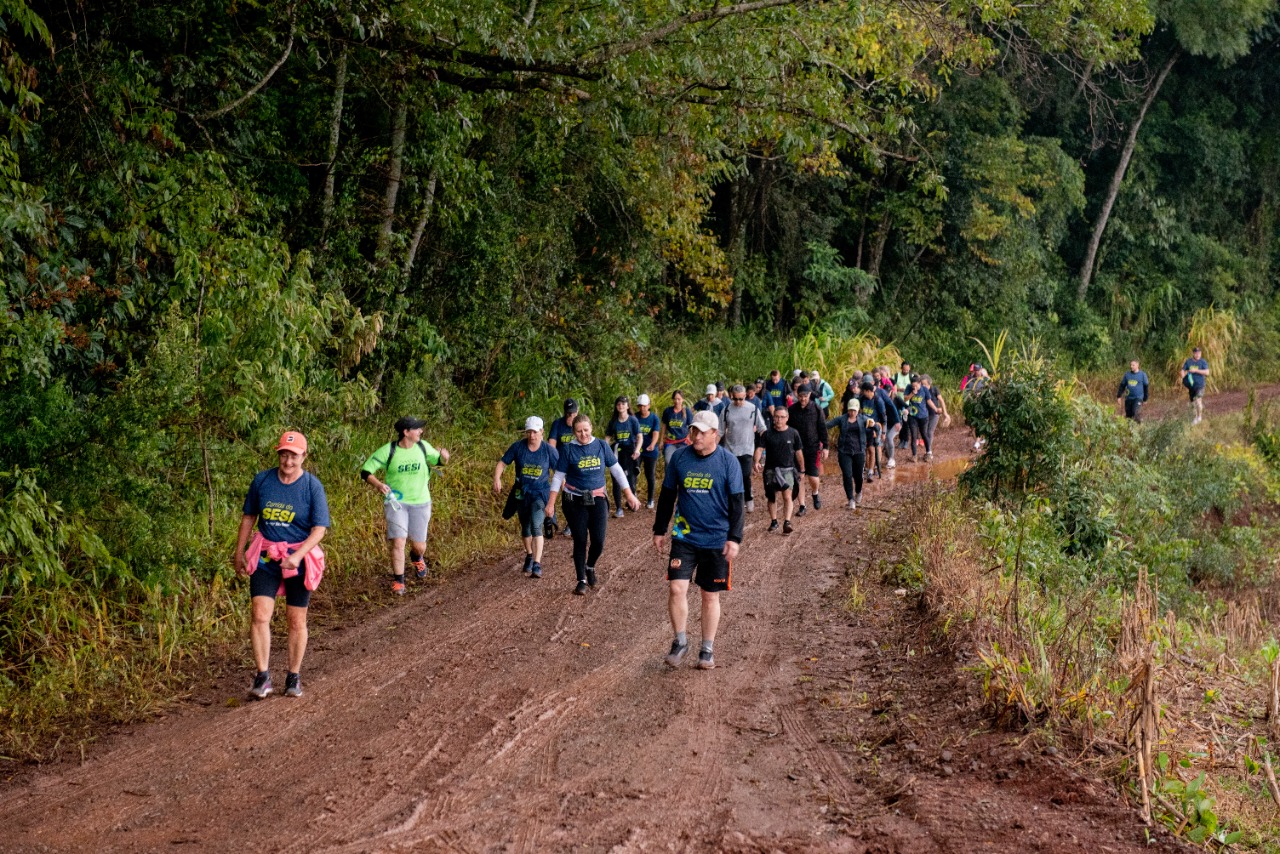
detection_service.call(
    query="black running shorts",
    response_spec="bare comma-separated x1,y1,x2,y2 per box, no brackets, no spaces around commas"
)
249,559,312,608
667,539,732,592
800,445,821,477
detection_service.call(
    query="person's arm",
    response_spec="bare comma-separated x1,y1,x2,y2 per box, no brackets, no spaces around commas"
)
233,513,256,574
282,526,327,570
361,447,390,494
726,491,744,546
753,446,764,472
493,461,507,495
646,422,660,453
1116,377,1126,402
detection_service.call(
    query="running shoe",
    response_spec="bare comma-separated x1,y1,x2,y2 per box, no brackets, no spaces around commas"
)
746,499,754,513
812,494,822,510
573,580,588,596
665,639,689,668
530,562,542,579
888,458,896,469
855,491,862,504
248,671,273,700
522,553,533,574
647,500,655,510
391,578,406,596
615,508,624,519
796,504,807,517
585,568,599,588
697,650,716,670
925,451,933,462
847,498,856,510
783,520,794,535
413,556,429,580
768,519,780,532
284,672,302,698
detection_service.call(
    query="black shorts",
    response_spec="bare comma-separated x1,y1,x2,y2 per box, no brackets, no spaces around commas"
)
865,425,881,445
249,559,312,608
800,445,821,476
1188,386,1204,401
667,539,732,592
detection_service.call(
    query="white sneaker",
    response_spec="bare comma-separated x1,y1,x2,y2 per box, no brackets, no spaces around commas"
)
646,500,654,510
615,508,624,518
847,498,856,510
855,492,862,504
887,458,896,469
746,499,755,512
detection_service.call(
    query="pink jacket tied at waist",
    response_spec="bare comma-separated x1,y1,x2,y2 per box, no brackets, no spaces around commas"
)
243,531,326,591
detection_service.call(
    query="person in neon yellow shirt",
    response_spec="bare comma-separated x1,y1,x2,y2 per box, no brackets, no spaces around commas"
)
361,416,451,595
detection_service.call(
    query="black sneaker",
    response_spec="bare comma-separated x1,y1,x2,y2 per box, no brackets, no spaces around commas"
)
573,580,588,596
783,520,794,535
812,494,822,510
697,650,716,670
530,562,542,579
248,671,272,700
796,504,807,517
768,519,780,532
665,639,689,668
284,672,302,698
522,553,534,574
585,568,598,588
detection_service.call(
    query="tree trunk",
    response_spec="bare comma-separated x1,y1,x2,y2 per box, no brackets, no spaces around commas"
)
402,170,439,277
867,214,891,281
1077,51,1178,302
377,99,409,260
322,46,348,233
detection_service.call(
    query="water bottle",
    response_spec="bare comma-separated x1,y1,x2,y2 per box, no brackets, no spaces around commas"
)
385,489,403,511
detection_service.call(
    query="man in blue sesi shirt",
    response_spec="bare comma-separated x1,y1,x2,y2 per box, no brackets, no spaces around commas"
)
653,410,745,671
1116,359,1150,422
1180,346,1210,425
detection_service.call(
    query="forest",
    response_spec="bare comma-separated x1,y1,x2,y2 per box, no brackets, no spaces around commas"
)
3,0,1280,837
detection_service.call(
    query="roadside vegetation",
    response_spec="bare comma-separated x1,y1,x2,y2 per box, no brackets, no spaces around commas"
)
889,349,1280,850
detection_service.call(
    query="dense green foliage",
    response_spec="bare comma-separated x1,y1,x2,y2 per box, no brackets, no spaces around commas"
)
2,0,1279,753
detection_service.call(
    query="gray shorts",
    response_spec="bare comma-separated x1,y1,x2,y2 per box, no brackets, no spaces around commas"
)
385,501,432,542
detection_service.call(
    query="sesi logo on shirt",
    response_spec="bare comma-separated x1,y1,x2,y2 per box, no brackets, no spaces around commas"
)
520,463,544,478
261,502,297,523
682,473,716,491
576,456,602,470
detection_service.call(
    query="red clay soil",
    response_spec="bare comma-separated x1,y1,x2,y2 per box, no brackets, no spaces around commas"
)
0,425,1195,852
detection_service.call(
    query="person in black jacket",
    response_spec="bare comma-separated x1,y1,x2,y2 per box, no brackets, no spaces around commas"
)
826,400,872,509
787,384,826,514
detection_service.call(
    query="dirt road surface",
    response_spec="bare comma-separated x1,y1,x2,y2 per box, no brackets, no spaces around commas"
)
0,417,1203,852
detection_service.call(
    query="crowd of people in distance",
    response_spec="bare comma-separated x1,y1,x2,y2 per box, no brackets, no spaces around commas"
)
231,346,1211,696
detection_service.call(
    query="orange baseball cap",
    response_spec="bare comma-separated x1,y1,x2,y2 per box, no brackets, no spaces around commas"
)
276,431,308,454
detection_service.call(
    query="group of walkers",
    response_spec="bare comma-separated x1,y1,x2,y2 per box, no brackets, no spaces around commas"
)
233,347,1212,698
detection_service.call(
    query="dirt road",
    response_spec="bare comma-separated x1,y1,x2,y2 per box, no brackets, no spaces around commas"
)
0,424,1189,852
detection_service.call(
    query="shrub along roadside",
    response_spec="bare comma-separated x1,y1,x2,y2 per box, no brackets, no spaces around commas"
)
887,353,1280,848
0,328,902,764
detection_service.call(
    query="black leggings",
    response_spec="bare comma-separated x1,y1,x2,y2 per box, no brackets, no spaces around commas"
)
612,448,638,507
564,496,609,581
838,452,865,500
641,457,658,502
907,419,931,453
737,454,754,502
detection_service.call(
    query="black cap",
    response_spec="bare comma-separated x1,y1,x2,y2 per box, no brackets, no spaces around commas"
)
715,381,725,391
860,381,874,391
394,416,426,434
564,398,579,414
615,394,629,404
798,383,813,395
910,373,921,383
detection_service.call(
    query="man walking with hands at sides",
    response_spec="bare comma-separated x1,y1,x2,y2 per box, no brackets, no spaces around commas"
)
235,431,329,699
1117,359,1150,422
755,406,805,534
653,410,744,670
720,383,766,512
1180,346,1210,425
361,416,450,596
634,394,662,509
788,384,826,514
494,416,558,579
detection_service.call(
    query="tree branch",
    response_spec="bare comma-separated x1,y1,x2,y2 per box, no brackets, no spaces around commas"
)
199,6,297,121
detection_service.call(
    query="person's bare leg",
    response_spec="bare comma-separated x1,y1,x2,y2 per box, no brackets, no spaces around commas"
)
782,489,794,521
522,535,534,558
388,536,406,575
532,535,545,563
286,605,308,673
700,590,721,643
251,596,275,672
668,579,690,634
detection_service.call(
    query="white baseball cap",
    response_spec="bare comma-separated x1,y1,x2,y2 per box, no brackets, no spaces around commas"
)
637,393,650,405
522,415,544,432
792,369,802,378
847,398,858,410
689,410,720,433
705,383,717,396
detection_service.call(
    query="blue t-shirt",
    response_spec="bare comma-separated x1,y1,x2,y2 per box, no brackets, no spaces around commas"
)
243,469,331,544
555,438,619,492
1120,370,1150,401
906,388,930,421
549,415,577,447
765,380,788,408
663,445,744,549
606,415,642,450
875,387,900,427
501,440,559,499
1183,358,1208,390
636,412,662,459
662,406,692,443
858,393,886,424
